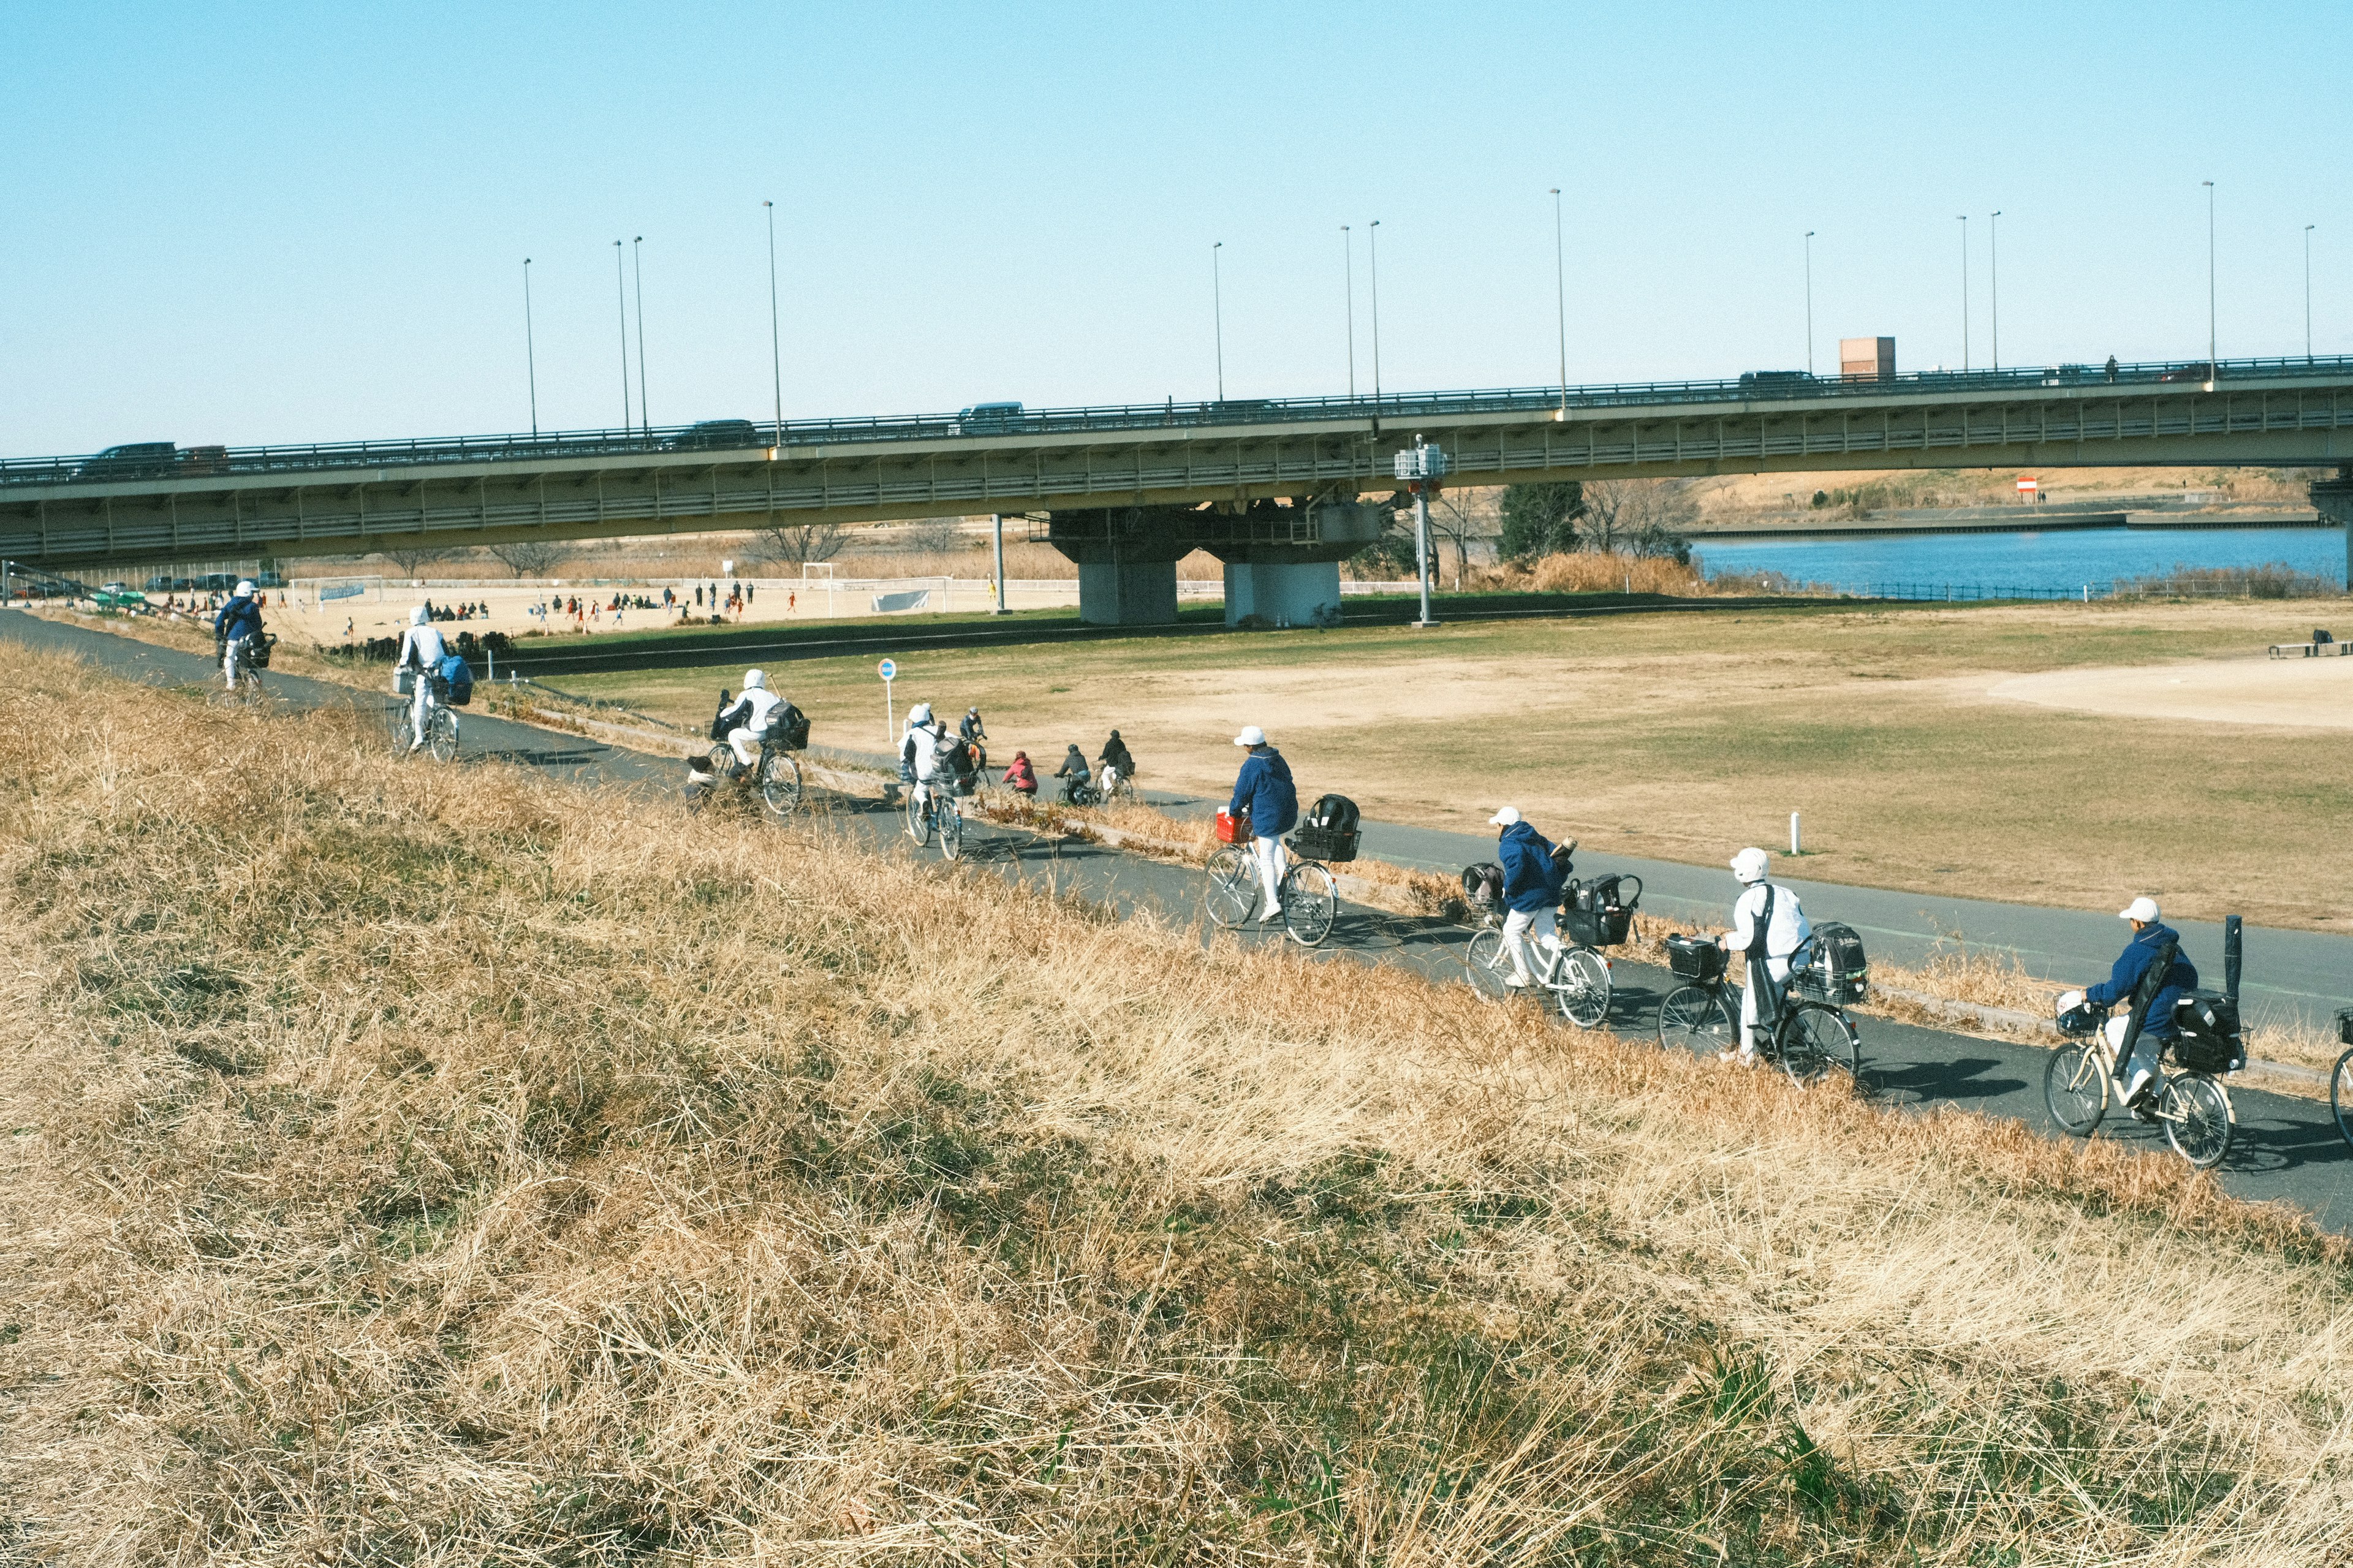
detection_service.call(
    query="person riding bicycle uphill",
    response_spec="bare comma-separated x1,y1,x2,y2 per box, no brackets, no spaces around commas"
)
902,703,949,812
1003,750,1037,798
393,604,449,750
1228,725,1299,924
1720,847,1811,1067
714,670,786,779
1098,729,1136,797
960,706,988,749
2058,896,2198,1111
1054,744,1092,803
213,580,265,691
1490,807,1566,988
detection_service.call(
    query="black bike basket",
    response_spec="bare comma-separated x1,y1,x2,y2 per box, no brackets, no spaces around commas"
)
772,704,811,751
1559,878,1633,946
1790,922,1870,1002
251,633,277,669
2337,1006,2353,1047
1460,862,1504,910
1666,933,1727,980
2170,994,2245,1074
1290,795,1361,862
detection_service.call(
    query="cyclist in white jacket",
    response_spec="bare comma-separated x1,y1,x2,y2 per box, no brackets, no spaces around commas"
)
715,669,785,776
901,702,947,812
1719,846,1810,1066
394,606,449,752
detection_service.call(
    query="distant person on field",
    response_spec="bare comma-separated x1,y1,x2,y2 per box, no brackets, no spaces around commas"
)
714,669,785,779
213,580,265,691
1490,806,1565,989
2059,896,2198,1110
1097,729,1135,795
1054,744,1092,803
1720,846,1810,1067
1003,750,1036,797
393,604,449,751
1227,725,1298,923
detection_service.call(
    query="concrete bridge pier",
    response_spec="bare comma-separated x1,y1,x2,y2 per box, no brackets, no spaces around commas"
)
1211,499,1385,627
2317,468,2353,593
1044,506,1192,626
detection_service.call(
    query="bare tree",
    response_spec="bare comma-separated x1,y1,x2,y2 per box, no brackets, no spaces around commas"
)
1578,479,1697,558
1431,492,1493,588
487,539,567,577
900,517,966,557
747,520,849,569
377,543,444,579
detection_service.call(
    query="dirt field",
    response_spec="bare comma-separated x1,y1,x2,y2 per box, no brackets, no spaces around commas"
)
567,598,2353,931
1992,652,2353,729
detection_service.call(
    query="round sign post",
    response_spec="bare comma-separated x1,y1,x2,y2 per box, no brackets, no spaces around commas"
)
878,657,898,742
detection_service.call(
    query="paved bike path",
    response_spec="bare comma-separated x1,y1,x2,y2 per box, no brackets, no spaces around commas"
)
7,610,2348,1232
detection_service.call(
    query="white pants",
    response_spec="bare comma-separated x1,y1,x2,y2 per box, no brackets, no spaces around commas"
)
1502,906,1556,983
224,635,251,689
1252,834,1287,907
727,726,762,767
409,675,436,742
1740,956,1792,1053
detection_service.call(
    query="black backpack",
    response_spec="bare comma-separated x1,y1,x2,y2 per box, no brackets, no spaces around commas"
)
1305,793,1359,832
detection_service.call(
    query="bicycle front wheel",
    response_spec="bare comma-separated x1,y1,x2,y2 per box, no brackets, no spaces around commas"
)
1776,1001,1860,1088
1658,984,1734,1055
426,709,460,763
2161,1073,2233,1168
906,792,931,846
2043,1042,2109,1137
392,714,418,756
2333,1049,2353,1151
1552,946,1610,1028
938,800,963,860
760,751,803,816
1203,846,1257,928
1281,861,1337,947
1464,928,1515,1001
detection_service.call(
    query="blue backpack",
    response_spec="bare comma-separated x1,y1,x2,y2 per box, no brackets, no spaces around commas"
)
436,652,475,706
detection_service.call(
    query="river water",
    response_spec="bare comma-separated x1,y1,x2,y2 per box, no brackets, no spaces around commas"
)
1694,526,2343,596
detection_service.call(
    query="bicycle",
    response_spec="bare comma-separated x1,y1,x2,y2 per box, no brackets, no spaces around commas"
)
905,778,964,860
391,671,460,762
214,632,278,707
1463,907,1612,1027
1655,934,1862,1088
2335,1010,2353,1151
1203,824,1338,947
2044,1004,2234,1168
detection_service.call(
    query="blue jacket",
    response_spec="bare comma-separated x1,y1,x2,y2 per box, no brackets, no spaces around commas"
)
2085,922,2197,1037
1228,747,1298,835
1496,821,1561,914
214,596,263,641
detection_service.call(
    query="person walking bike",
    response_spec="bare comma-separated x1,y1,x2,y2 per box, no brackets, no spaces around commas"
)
1227,725,1297,925
1490,807,1563,990
1721,846,1809,1067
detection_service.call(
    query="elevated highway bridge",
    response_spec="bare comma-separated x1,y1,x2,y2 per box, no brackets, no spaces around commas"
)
7,354,2351,625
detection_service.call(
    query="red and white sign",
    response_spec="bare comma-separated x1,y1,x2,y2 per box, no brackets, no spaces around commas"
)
2017,476,2039,493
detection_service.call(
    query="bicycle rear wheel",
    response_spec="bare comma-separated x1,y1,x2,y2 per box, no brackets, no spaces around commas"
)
1776,1001,1859,1088
1464,928,1515,1001
906,791,931,845
1281,861,1337,947
426,709,460,763
2333,1048,2353,1151
760,751,803,816
1552,946,1610,1028
938,800,964,860
1658,983,1734,1055
2043,1042,2109,1136
1203,846,1257,928
2160,1073,2232,1168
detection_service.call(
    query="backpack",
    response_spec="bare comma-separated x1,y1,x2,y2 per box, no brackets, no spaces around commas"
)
437,653,474,706
1792,921,1869,1002
1460,862,1504,910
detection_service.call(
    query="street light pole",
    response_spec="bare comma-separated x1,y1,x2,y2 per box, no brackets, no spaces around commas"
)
1368,219,1382,403
1803,230,1816,377
1989,211,2001,371
523,257,539,438
632,236,648,435
1957,215,1969,372
2306,224,2317,362
613,240,632,430
2203,180,2217,373
1342,225,1355,398
1552,188,1569,412
1212,241,1225,402
764,202,784,444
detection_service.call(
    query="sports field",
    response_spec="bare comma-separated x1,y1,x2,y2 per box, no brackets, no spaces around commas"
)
560,597,2352,930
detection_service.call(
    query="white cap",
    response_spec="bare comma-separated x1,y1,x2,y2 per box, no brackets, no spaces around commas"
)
1233,725,1266,747
2120,896,2161,923
233,579,256,597
410,605,429,626
1488,806,1521,827
743,669,765,690
909,702,933,725
1730,847,1771,884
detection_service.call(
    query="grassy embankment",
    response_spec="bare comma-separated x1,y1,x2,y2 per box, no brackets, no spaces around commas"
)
2,644,2351,1562
558,597,2353,936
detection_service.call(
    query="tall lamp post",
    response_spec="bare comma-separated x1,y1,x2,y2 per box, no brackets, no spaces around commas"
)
613,240,632,430
523,258,539,438
2202,180,2217,376
632,236,648,434
1552,188,1569,412
1957,215,1970,371
763,202,784,444
2306,223,2317,362
1368,219,1382,403
1342,225,1355,398
1212,241,1225,402
1988,211,2001,371
1803,230,1816,377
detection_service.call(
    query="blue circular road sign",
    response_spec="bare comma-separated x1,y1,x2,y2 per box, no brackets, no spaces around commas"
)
877,658,897,681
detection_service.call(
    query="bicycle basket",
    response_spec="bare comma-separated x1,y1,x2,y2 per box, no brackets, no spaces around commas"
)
2169,994,2244,1074
1790,922,1869,1003
2169,1029,2241,1075
1461,862,1504,909
1665,933,1727,980
1584,873,1642,912
1214,808,1245,845
2338,1006,2353,1047
250,633,277,669
1561,904,1631,948
1289,822,1360,863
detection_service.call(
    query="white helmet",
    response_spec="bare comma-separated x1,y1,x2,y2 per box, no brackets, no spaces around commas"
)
233,579,256,597
743,669,766,691
909,702,934,727
410,605,430,626
1730,847,1771,884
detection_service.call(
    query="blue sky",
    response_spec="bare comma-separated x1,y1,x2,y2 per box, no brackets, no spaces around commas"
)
3,1,2344,453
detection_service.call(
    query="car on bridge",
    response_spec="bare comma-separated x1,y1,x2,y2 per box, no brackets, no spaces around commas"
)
2159,362,2219,384
952,401,1026,434
1736,371,1817,395
77,442,178,480
668,419,765,452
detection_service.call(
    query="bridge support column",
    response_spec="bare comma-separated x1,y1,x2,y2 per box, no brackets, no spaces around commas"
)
1075,558,1180,626
2317,468,2353,594
1042,506,1192,626
1221,559,1342,627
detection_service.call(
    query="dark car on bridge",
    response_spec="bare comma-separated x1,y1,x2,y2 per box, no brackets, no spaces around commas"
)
77,442,178,479
2159,362,2218,383
668,419,765,452
952,401,1027,435
1737,371,1817,396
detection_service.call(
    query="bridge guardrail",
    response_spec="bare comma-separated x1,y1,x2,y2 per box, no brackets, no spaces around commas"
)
7,353,2351,490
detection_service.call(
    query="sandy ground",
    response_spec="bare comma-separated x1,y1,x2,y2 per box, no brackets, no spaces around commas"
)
1990,654,2353,729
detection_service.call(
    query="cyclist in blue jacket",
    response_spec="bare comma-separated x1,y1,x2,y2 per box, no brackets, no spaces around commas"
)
2062,896,2198,1109
1228,725,1298,923
212,580,265,691
1490,806,1564,987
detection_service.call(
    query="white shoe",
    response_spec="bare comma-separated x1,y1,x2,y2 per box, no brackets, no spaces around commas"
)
2123,1066,2156,1105
1718,1049,1759,1069
1258,905,1284,923
409,738,425,752
1504,974,1532,989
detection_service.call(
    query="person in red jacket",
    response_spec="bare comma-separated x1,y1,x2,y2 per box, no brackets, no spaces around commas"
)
1003,750,1037,798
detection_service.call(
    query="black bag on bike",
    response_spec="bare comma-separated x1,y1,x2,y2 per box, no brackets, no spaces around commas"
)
1290,793,1360,863
776,703,811,751
1559,877,1633,947
708,692,733,743
1791,921,1869,1003
1460,862,1504,911
1666,933,1727,981
2169,994,2244,1074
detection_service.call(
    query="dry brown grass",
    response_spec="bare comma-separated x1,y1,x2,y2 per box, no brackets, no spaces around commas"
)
3,643,2352,1563
1464,551,1713,596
